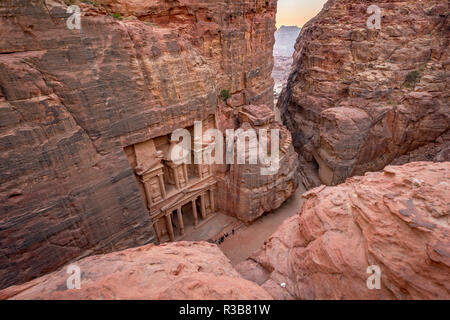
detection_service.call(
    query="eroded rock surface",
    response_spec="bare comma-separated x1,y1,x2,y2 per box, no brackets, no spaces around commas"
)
0,241,272,300
236,162,450,300
272,26,301,104
278,0,450,188
217,104,299,223
0,0,278,289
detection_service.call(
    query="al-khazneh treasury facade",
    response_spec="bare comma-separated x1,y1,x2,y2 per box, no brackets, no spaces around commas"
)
123,105,299,243
124,116,219,243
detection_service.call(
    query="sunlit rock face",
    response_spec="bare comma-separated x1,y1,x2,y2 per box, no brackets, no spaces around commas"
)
278,0,450,188
0,242,273,300
0,0,278,290
237,162,450,300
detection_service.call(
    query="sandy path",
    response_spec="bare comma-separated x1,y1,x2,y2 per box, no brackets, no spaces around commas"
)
219,184,306,265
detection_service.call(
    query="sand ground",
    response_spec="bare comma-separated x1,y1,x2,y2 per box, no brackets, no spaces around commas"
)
179,183,306,265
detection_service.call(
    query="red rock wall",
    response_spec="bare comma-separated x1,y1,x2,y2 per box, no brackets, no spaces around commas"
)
0,0,277,289
96,0,277,108
0,241,273,300
278,0,450,188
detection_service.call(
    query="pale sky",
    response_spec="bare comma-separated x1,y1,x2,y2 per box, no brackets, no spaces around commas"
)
276,0,328,28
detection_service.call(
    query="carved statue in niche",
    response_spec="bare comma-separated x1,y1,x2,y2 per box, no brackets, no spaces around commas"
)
135,150,164,176
134,140,166,206
192,135,214,179
203,192,211,214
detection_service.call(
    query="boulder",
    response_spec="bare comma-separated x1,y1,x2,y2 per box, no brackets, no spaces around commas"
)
0,241,272,300
236,162,450,299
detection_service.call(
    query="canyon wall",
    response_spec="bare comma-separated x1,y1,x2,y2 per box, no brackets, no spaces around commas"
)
278,0,449,188
236,161,450,300
0,0,278,289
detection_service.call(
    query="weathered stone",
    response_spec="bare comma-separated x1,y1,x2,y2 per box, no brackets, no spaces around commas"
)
392,130,450,164
236,162,450,300
238,105,275,127
217,104,299,223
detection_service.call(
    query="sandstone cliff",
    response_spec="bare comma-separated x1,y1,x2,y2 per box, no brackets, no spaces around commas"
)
236,162,450,300
278,0,450,188
0,241,273,300
0,0,278,289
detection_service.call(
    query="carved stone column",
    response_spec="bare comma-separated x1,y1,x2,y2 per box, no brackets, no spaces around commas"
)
200,194,207,219
173,166,181,190
153,219,162,243
198,165,203,179
192,199,199,226
177,207,184,236
183,164,189,185
209,188,215,213
142,176,153,208
165,213,175,242
158,174,166,199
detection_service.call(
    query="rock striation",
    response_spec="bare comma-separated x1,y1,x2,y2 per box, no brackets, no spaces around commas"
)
236,161,450,300
278,0,450,188
0,241,273,300
94,0,277,108
0,0,280,290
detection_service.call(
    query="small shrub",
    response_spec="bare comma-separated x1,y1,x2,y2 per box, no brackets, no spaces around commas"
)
64,0,76,5
425,8,434,16
220,89,231,102
404,70,421,88
112,13,123,20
